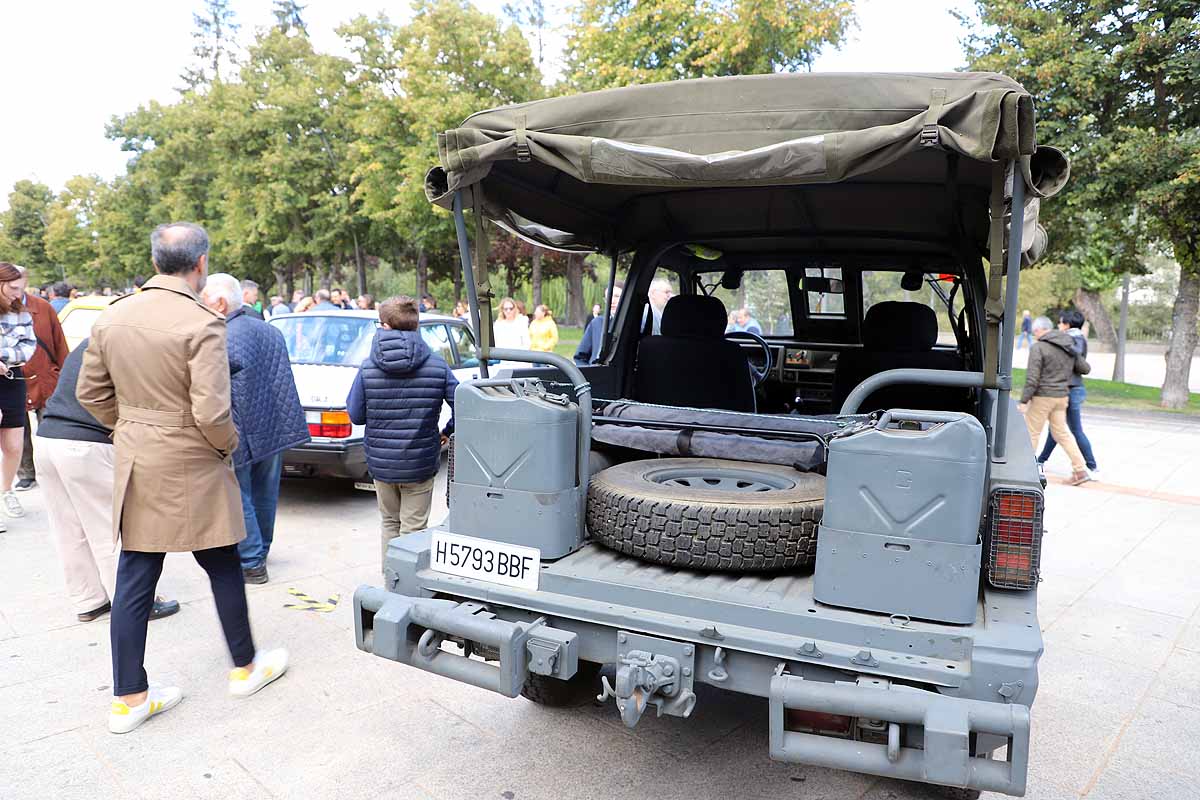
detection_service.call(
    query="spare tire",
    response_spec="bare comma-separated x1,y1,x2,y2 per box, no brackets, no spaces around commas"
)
586,458,825,572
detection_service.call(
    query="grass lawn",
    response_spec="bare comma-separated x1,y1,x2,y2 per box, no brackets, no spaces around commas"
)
1012,368,1200,415
554,325,584,360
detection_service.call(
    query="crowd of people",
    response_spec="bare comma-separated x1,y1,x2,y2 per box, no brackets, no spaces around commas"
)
0,222,473,736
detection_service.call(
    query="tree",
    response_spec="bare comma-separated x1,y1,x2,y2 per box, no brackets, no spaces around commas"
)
563,0,855,91
44,175,104,283
0,180,54,279
182,0,240,88
273,0,308,34
962,1,1200,407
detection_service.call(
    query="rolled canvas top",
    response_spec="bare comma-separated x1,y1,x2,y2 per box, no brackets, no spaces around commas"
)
425,72,1069,260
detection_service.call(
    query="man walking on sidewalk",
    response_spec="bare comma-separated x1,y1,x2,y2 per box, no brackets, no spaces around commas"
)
78,222,288,735
36,339,180,623
200,273,309,585
1019,316,1091,486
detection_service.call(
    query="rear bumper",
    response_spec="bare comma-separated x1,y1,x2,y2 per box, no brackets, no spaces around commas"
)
770,674,1029,795
354,532,1039,797
283,440,367,480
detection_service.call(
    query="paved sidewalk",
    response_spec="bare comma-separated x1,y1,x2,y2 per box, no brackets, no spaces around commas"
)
2,413,1198,800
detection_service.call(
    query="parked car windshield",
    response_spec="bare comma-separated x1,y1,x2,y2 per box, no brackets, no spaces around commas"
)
271,315,377,366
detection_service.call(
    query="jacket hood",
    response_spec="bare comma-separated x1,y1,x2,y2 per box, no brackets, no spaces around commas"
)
372,329,431,375
1040,328,1077,354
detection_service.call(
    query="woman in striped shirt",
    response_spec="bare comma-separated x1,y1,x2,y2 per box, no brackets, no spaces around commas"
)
0,263,37,523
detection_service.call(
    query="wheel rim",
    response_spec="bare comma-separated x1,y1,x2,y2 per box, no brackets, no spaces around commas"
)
645,465,796,493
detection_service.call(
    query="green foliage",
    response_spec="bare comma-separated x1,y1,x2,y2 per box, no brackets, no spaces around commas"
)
564,0,855,91
0,180,54,278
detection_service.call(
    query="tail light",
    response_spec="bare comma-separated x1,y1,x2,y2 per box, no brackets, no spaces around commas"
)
987,489,1043,589
307,410,352,438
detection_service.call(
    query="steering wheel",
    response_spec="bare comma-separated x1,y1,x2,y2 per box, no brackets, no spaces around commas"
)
724,331,772,386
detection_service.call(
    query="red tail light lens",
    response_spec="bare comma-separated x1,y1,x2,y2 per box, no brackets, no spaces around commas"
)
306,410,352,438
987,489,1043,589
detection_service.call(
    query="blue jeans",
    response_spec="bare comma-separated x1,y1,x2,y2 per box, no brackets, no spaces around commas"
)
1017,331,1032,349
1038,385,1097,469
235,453,284,569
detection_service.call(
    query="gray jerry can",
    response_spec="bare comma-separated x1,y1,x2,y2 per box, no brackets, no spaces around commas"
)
448,379,585,558
814,410,987,624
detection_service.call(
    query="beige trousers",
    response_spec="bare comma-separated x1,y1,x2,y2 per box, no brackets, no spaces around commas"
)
1024,395,1086,472
375,476,435,562
34,437,118,614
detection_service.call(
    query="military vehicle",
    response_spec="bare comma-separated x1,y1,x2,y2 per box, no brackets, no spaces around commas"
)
354,72,1069,798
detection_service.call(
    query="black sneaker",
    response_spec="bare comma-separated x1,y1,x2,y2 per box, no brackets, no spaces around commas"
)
14,478,35,492
243,565,269,585
78,602,112,622
150,598,181,620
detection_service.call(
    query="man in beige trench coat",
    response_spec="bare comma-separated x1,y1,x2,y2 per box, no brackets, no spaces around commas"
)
77,222,289,734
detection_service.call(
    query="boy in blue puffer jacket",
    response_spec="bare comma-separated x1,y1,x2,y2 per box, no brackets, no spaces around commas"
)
347,296,457,564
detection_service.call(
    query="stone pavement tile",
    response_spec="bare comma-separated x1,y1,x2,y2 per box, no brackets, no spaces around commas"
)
1022,690,1131,795
1177,622,1200,653
1083,546,1200,618
1041,598,1185,669
1035,644,1156,723
1136,518,1200,566
1104,696,1200,781
232,693,488,799
0,589,85,638
0,668,118,745
0,619,113,688
0,608,17,640
1086,753,1197,800
1148,647,1200,710
1035,574,1094,631
860,774,1078,800
0,729,130,800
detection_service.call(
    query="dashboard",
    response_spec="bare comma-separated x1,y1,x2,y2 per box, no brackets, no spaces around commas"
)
734,342,841,412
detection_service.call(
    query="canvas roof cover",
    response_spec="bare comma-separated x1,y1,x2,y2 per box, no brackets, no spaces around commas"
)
425,72,1069,261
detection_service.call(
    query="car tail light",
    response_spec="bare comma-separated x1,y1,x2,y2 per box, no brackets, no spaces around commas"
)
306,410,352,438
987,488,1043,589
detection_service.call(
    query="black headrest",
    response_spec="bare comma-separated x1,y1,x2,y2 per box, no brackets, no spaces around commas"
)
661,294,728,338
862,301,937,352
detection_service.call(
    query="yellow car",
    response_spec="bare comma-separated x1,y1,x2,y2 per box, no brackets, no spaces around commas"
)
58,295,119,351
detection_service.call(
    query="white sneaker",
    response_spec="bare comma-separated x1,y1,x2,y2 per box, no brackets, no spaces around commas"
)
229,648,289,698
2,491,23,518
109,685,183,734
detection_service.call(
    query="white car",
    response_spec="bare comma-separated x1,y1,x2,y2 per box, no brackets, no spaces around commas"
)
268,310,483,482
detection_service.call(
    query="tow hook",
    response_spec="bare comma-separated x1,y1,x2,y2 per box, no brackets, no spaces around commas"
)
598,632,699,728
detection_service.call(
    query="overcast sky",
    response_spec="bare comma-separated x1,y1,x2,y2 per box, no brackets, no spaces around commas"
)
0,0,974,209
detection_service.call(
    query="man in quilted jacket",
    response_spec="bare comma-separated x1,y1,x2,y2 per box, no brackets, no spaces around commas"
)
347,296,457,564
201,273,309,584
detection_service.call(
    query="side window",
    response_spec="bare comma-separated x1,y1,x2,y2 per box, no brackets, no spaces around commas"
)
448,324,478,366
805,267,845,318
420,323,456,364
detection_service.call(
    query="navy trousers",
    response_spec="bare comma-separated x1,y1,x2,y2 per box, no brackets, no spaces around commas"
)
111,545,255,695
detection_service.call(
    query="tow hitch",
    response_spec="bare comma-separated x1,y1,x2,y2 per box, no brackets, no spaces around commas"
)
598,631,698,728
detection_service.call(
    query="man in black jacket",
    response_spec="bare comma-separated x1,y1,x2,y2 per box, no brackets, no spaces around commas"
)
34,340,180,622
574,282,622,365
1019,316,1091,485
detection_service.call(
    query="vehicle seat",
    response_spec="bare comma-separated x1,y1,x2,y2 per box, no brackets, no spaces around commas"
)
831,301,966,413
634,295,755,412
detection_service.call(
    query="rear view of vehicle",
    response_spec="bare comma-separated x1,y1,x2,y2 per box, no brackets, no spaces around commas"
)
353,72,1069,797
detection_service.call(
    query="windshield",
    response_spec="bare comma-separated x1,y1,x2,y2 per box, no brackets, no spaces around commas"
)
697,269,793,336
270,315,377,366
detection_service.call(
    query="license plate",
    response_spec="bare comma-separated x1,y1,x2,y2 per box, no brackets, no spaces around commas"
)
430,532,540,591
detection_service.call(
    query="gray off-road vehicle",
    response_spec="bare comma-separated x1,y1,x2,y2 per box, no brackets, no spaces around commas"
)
353,73,1070,797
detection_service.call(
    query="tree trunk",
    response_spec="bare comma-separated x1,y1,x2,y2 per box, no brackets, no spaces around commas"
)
415,247,429,300
352,228,367,296
505,261,518,301
531,249,543,309
1113,273,1130,383
1073,287,1117,350
453,262,463,306
1161,267,1199,409
565,253,586,326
